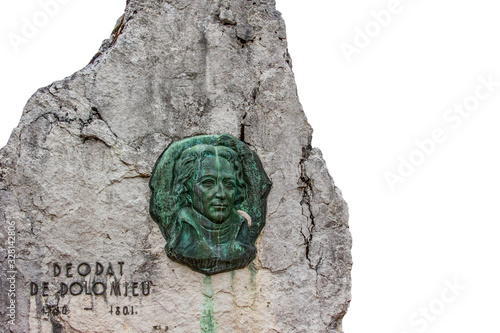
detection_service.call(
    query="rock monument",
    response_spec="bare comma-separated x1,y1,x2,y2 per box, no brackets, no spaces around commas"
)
0,0,351,332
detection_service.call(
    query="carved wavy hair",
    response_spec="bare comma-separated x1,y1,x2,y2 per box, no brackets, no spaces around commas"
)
166,145,247,218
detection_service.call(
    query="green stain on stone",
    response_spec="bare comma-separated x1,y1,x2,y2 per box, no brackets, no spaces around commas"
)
248,262,258,290
230,270,236,293
201,276,217,333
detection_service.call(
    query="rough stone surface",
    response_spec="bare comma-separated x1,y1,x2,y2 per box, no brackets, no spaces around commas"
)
0,0,351,332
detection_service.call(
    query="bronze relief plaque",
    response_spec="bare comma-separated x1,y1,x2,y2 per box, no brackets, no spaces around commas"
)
149,134,272,275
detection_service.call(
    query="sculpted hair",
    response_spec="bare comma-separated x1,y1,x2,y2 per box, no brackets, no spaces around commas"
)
166,145,247,218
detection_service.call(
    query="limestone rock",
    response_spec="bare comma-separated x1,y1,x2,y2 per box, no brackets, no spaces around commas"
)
0,0,351,332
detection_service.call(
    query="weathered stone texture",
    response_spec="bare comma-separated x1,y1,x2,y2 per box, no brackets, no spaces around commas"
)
0,0,351,332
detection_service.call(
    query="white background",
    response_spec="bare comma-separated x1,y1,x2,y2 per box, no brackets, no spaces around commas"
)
1,1,499,332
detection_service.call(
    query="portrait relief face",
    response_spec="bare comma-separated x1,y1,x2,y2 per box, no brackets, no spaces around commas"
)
190,154,237,224
149,134,272,275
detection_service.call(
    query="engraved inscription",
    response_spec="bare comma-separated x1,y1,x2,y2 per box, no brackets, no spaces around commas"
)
29,261,153,317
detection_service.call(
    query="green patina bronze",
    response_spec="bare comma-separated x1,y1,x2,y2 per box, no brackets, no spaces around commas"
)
149,134,272,275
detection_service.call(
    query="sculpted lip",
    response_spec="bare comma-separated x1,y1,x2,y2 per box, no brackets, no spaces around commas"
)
211,203,227,208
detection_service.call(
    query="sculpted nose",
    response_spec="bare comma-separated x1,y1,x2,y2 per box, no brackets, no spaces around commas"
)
215,182,226,199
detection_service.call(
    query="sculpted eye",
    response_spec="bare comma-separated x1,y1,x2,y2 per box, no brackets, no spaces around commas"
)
224,181,235,189
201,179,215,187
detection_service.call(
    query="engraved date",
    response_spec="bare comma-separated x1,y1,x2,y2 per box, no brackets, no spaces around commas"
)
42,305,69,316
109,305,137,316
